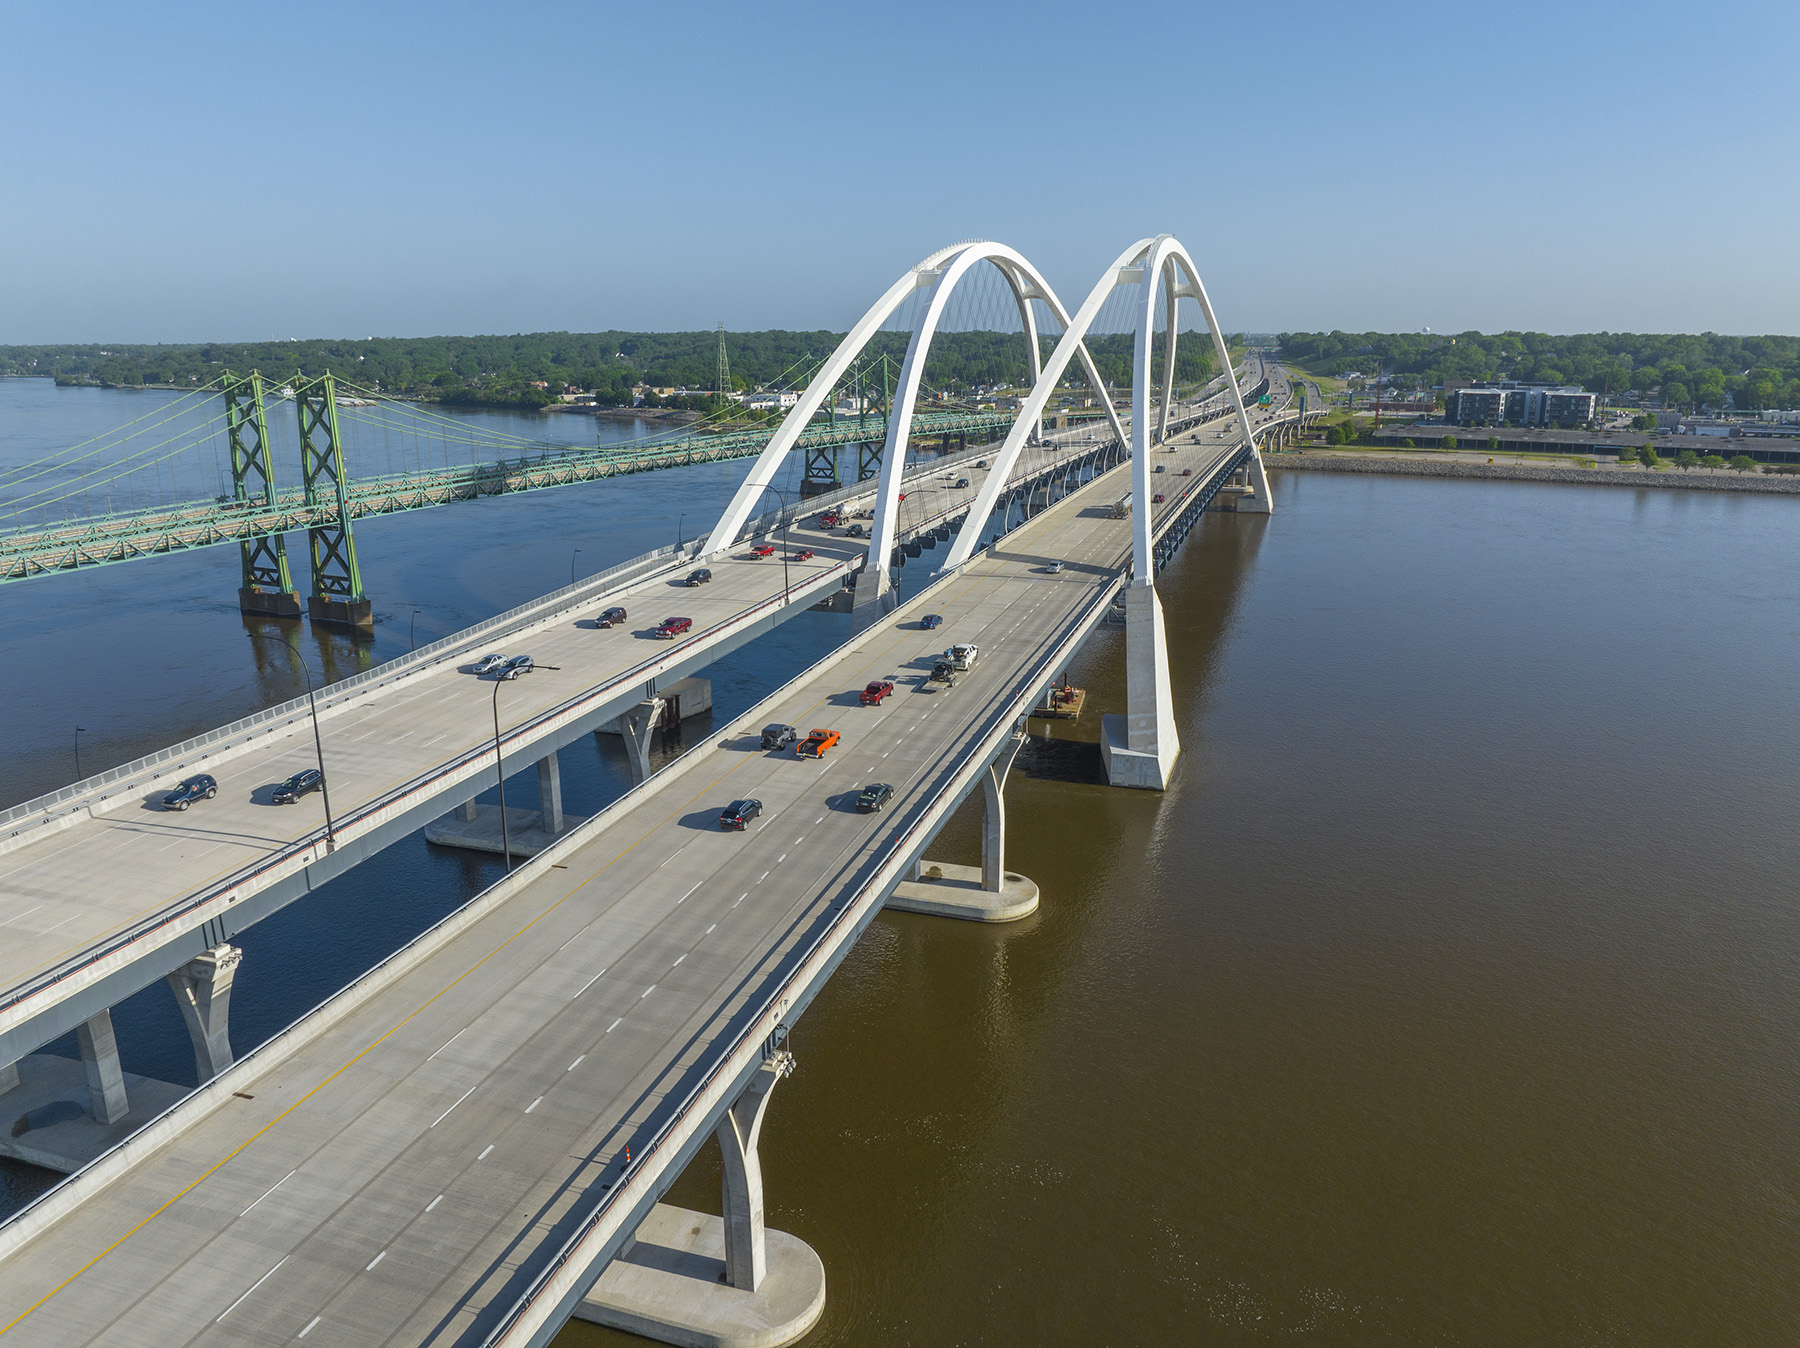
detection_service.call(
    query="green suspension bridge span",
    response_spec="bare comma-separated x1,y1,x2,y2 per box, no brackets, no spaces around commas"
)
0,369,1039,624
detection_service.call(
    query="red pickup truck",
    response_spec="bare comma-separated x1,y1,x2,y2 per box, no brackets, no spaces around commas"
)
750,544,776,558
652,616,693,639
859,680,894,705
791,548,815,562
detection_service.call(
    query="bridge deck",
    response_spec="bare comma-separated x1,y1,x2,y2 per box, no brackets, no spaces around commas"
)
0,429,1132,1067
0,415,1264,1346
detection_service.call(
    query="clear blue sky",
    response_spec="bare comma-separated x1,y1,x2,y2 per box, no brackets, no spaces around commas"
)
2,0,1795,343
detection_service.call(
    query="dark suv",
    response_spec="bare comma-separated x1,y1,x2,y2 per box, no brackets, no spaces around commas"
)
162,774,217,811
272,768,324,805
719,798,763,831
760,723,798,751
857,783,894,813
685,568,713,587
595,606,627,628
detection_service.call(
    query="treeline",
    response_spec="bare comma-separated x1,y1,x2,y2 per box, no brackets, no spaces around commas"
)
0,328,1213,410
1279,330,1800,412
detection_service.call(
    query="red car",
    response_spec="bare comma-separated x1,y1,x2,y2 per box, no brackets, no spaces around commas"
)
791,548,815,562
1152,493,1166,503
652,616,693,639
1181,468,1193,476
750,544,776,558
859,680,894,706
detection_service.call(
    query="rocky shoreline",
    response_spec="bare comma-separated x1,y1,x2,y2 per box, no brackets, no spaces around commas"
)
1266,452,1800,496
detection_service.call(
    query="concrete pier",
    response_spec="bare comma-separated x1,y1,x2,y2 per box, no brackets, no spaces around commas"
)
165,944,240,1084
887,861,1039,921
76,1009,129,1126
573,1204,825,1348
306,595,375,631
237,586,302,619
424,804,588,858
0,1054,186,1173
1102,580,1180,790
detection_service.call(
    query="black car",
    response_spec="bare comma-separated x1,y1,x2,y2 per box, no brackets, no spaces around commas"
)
272,768,324,804
856,783,894,813
162,774,217,811
595,606,627,628
719,798,762,831
760,723,798,751
685,568,713,587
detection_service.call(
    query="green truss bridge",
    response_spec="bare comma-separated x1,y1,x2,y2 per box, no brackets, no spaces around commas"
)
0,370,1030,627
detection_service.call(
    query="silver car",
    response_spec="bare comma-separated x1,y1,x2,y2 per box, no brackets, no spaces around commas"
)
501,654,534,680
472,653,509,675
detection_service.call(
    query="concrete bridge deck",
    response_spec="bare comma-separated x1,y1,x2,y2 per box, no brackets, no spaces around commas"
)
0,422,1167,1067
0,397,1294,1346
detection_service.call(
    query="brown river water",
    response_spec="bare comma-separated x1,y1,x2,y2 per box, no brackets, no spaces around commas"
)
567,468,1800,1347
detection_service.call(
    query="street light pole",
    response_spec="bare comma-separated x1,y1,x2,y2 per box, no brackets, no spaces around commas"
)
491,678,512,872
247,632,336,853
570,548,582,587
410,608,423,652
74,726,86,779
676,514,686,557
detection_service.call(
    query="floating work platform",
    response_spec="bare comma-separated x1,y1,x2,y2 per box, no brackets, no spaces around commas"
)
1030,685,1086,720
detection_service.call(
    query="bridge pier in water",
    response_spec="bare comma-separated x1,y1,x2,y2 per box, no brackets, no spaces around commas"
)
165,943,241,1084
888,725,1040,921
1102,580,1182,791
577,1051,826,1348
425,750,587,858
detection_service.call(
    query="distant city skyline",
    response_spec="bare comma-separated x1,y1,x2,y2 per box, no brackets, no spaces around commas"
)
2,0,1796,344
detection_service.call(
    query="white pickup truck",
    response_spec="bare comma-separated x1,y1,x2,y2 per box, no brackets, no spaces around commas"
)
944,643,979,672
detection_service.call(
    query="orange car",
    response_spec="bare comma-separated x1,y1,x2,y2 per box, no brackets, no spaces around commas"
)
796,728,840,758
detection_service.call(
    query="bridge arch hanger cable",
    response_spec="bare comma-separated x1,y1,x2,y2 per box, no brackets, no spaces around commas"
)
701,240,1125,563
941,234,1266,575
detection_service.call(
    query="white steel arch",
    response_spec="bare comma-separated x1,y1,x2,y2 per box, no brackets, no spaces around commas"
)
702,242,1126,584
943,235,1265,573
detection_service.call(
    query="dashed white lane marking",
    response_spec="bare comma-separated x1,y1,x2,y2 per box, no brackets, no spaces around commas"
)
815,815,824,824
525,1096,543,1114
299,1314,322,1338
572,969,605,998
678,881,701,904
425,1195,443,1213
756,872,768,885
391,731,414,742
794,835,805,844
733,894,745,907
216,1256,288,1322
671,954,686,968
430,1084,479,1129
657,845,687,868
421,733,448,746
426,1028,467,1061
365,1250,386,1272
567,1054,586,1072
240,1169,297,1217
640,985,656,999
478,1144,494,1160
776,854,787,865
607,1018,623,1033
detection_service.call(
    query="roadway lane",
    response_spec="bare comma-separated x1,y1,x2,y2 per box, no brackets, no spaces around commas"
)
0,416,1258,1345
0,434,1125,1065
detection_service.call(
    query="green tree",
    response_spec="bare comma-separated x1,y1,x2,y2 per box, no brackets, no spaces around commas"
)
1486,434,1500,451
1401,437,1415,448
1730,454,1757,472
1701,454,1726,469
1640,443,1661,467
1442,435,1458,451
1616,445,1638,464
1676,449,1700,470
1663,381,1691,409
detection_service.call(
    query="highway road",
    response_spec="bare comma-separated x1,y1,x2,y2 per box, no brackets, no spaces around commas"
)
0,397,1295,1345
0,418,1150,1070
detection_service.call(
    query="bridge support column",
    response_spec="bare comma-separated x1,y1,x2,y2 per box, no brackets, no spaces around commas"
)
1237,447,1273,513
536,752,565,835
0,1061,17,1095
1102,581,1181,791
889,728,1039,921
76,1009,129,1126
618,697,666,785
576,1052,825,1348
165,944,241,1084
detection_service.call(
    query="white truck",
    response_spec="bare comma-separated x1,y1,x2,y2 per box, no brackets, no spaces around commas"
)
944,643,979,672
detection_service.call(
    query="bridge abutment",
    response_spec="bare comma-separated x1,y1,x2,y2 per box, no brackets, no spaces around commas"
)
577,1052,825,1348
